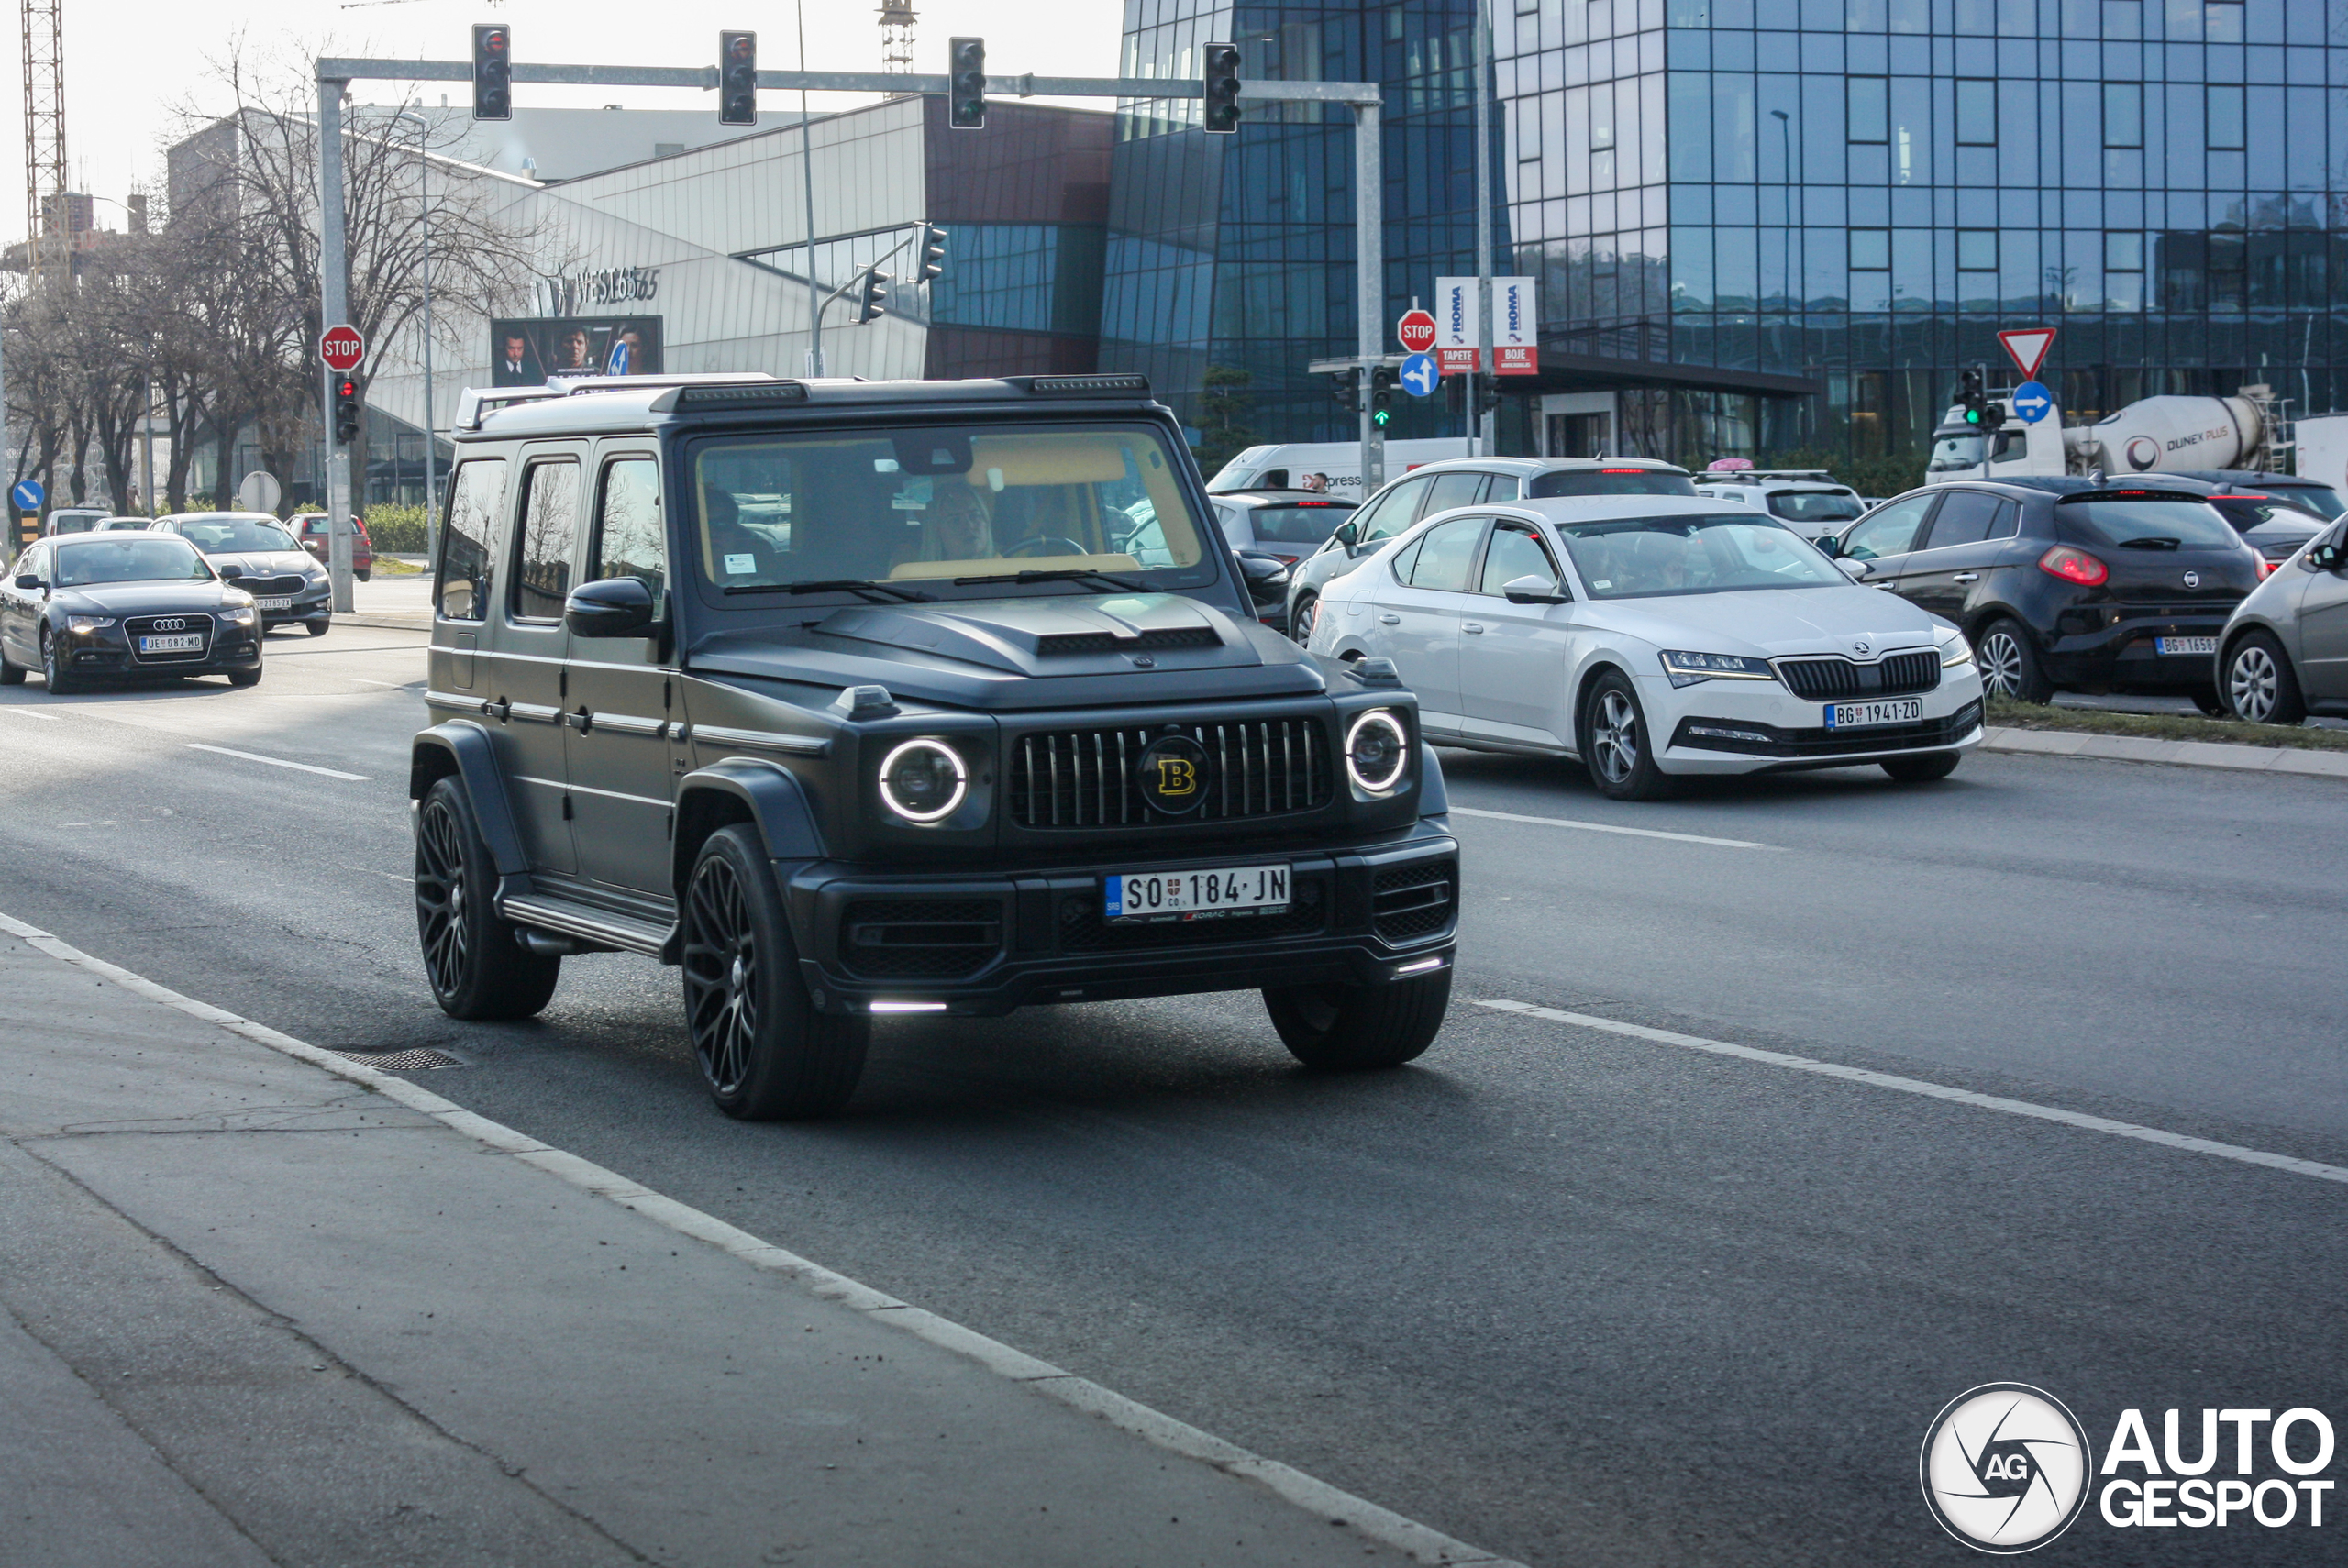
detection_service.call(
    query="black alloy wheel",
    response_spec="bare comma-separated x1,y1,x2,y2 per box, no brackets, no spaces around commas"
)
680,826,869,1120
1580,670,1673,801
227,665,263,688
1290,593,1318,645
39,628,79,695
2223,631,2307,725
414,777,560,1020
1974,618,2053,703
305,617,331,637
1263,968,1452,1069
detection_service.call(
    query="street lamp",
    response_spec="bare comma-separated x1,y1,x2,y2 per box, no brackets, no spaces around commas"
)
391,110,438,543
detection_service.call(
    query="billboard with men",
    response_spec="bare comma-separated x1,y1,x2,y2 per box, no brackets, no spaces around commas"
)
489,316,665,385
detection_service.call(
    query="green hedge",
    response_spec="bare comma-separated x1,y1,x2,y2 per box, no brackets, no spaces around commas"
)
362,503,430,554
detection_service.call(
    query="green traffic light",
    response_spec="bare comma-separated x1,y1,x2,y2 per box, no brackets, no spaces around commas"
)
1372,410,1390,427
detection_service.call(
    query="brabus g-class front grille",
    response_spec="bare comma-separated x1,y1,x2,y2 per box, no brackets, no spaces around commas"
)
1010,719,1334,828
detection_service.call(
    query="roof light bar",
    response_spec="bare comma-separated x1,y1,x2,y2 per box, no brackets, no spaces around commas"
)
1015,374,1152,396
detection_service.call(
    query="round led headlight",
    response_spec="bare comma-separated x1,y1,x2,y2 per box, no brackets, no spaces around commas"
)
1345,709,1409,795
878,738,968,823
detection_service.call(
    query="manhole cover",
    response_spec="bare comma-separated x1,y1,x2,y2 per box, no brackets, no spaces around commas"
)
331,1047,465,1071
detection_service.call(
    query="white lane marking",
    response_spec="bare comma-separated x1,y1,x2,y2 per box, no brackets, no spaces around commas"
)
1475,999,2348,1187
0,908,1520,1568
345,677,424,689
342,864,415,884
0,705,60,721
1450,804,1773,850
184,743,370,781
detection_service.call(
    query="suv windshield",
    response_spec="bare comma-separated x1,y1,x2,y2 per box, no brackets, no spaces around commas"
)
1523,468,1696,500
1927,434,1985,472
178,517,299,553
1767,490,1865,524
53,536,211,586
689,425,1212,600
2058,497,2242,550
1555,513,1844,599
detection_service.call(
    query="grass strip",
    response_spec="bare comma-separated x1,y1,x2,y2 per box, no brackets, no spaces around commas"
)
1987,694,2348,753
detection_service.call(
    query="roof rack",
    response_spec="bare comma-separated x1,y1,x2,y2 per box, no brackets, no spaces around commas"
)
456,373,784,432
1709,468,1840,482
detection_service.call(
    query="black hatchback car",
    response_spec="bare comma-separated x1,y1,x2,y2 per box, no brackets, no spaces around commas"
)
0,532,263,691
1830,479,2266,708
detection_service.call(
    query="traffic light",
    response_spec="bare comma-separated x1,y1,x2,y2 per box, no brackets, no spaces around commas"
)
472,25,512,121
1330,366,1361,414
949,37,986,129
1202,41,1243,134
853,266,891,325
1369,366,1397,427
1476,376,1501,417
915,223,947,282
719,31,757,127
333,378,361,446
1958,366,1988,427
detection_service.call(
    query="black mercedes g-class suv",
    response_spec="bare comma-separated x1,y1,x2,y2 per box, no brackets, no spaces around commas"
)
411,372,1458,1118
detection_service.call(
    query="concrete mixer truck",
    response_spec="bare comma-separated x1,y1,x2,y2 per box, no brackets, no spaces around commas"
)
1922,382,2284,486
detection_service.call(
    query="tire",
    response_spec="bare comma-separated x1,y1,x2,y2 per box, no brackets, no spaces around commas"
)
2188,686,2228,717
1579,670,1674,801
1975,618,2053,704
2223,631,2306,726
305,617,331,637
1290,593,1318,646
0,641,24,684
227,666,262,688
414,777,560,1021
39,628,79,695
681,825,869,1120
1264,969,1452,1069
1881,751,1962,783
355,569,371,581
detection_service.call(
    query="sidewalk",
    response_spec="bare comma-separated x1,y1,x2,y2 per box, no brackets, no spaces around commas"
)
0,919,1509,1568
1980,723,2348,779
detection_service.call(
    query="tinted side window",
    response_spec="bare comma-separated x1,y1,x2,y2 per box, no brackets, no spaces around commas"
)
589,458,666,613
1987,500,2020,539
512,460,581,622
1422,470,1487,517
1842,495,1933,560
1407,517,1488,591
437,458,509,622
1356,475,1434,542
1479,523,1557,594
1922,490,2001,548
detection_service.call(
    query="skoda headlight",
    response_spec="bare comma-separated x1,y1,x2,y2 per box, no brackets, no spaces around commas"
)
66,615,116,634
878,738,968,823
1940,635,1976,668
1658,649,1776,688
1345,709,1409,795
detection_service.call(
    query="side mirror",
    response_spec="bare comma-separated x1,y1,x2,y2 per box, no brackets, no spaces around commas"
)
565,575,657,638
1835,557,1869,580
1501,573,1567,604
1331,519,1361,554
1235,551,1290,605
13,572,40,590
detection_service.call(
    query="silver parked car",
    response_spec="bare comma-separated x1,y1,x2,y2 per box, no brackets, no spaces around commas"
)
2217,513,2348,723
1283,455,1695,643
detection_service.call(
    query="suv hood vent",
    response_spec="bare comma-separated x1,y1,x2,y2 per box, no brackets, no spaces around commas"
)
814,594,1243,674
1035,626,1223,657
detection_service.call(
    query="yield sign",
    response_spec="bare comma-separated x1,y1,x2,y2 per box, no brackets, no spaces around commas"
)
1395,308,1438,355
319,325,366,372
1997,327,2055,381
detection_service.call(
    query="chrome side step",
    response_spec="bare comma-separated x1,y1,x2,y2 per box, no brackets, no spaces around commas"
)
498,893,674,958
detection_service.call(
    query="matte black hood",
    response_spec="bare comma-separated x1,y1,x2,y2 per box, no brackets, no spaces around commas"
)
688,592,1329,712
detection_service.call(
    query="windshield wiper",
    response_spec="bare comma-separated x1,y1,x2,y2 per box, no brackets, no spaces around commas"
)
725,578,935,602
951,568,1146,591
2116,536,2182,550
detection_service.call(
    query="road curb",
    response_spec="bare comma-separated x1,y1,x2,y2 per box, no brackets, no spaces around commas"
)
0,909,1522,1568
1980,723,2348,779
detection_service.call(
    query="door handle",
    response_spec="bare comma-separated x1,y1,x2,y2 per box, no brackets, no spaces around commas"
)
1953,572,1979,582
1379,613,1401,624
1462,622,1485,634
487,698,511,722
564,707,592,733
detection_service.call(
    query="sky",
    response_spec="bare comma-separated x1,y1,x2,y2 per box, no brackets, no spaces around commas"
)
17,0,1126,245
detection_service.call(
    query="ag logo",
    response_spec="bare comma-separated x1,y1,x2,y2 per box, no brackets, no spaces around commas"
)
1921,1384,2093,1554
1138,734,1207,814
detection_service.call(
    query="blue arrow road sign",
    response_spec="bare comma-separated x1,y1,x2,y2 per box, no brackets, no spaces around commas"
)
2011,381,2054,425
1399,352,1438,398
10,480,43,512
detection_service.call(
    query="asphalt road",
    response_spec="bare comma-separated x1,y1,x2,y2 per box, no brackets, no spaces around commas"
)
2,617,2342,1566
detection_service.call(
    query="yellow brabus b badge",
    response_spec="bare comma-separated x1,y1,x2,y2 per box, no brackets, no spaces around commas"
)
1138,734,1209,814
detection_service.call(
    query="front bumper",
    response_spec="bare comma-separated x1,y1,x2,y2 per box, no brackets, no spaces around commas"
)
58,625,262,679
782,824,1459,1016
1649,666,1984,774
259,583,333,626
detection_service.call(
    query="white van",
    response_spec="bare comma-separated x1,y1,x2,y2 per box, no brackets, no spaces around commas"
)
1205,439,1475,499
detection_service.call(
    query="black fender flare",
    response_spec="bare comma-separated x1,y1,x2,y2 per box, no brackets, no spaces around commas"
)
670,758,827,897
410,722,527,877
1417,743,1449,816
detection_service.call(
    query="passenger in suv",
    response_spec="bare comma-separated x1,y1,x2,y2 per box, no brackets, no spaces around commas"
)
412,373,1460,1120
1283,456,1694,642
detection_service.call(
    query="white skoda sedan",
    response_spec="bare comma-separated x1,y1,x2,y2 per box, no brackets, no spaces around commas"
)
1308,496,1985,800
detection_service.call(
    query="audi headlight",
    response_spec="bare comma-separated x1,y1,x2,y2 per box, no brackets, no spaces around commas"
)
1658,649,1776,688
1940,636,1975,668
1345,709,1409,795
66,615,116,634
219,605,257,625
878,738,968,823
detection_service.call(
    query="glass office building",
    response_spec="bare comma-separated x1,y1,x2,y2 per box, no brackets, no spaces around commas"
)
1104,0,2348,469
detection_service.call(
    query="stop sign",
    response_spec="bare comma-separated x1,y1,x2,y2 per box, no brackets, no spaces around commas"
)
319,325,365,372
1395,308,1437,355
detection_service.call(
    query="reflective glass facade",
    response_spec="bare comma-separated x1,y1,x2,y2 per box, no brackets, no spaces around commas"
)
1109,0,2348,467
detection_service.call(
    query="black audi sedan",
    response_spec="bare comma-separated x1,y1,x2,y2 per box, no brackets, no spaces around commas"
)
0,533,263,692
150,512,333,634
1829,478,2266,709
